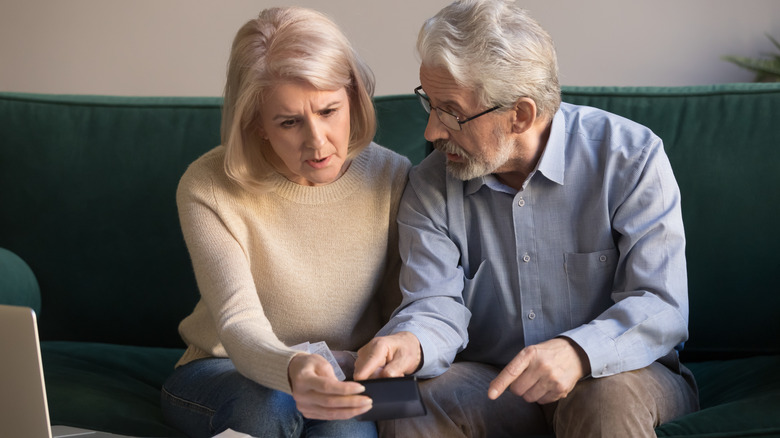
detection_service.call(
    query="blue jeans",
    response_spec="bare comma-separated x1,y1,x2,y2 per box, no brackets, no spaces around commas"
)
161,358,377,438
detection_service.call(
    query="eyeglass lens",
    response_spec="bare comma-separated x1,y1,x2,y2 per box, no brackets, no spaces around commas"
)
417,91,461,130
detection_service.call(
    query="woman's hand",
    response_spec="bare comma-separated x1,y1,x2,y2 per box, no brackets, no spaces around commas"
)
288,353,372,420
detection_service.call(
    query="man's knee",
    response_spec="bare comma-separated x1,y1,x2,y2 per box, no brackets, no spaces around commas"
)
561,369,651,414
554,370,653,437
553,363,696,438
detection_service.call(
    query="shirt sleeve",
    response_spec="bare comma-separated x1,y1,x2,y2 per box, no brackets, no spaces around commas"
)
376,159,472,378
560,137,689,378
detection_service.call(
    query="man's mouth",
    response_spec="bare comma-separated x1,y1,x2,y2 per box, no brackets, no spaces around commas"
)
435,140,468,163
446,152,465,162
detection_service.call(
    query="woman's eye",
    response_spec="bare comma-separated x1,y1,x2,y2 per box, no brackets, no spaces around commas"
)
280,119,297,128
321,108,337,117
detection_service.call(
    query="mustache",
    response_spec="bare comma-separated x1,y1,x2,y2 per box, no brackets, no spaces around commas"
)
434,140,466,156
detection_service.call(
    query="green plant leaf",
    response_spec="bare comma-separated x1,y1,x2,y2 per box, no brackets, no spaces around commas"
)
767,33,780,52
722,34,780,82
722,55,780,73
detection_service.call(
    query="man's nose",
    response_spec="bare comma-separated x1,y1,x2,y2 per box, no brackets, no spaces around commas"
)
423,110,450,143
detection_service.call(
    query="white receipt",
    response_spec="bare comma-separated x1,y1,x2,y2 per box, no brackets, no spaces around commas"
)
212,428,255,437
290,341,347,381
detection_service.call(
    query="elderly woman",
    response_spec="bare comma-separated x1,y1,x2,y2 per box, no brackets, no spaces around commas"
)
160,7,410,438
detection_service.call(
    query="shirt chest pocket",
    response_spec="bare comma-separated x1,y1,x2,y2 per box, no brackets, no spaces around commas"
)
563,248,618,325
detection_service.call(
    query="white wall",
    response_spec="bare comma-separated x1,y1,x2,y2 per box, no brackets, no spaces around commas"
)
1,0,778,97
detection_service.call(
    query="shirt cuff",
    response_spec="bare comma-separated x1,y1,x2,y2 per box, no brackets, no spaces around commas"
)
387,323,451,379
560,325,619,378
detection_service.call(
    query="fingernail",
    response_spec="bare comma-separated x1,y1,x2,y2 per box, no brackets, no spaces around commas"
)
488,389,498,400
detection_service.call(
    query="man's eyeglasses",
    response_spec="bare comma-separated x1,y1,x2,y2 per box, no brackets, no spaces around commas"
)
414,86,501,131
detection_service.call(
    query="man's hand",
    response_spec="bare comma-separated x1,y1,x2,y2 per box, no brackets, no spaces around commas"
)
288,353,372,420
331,350,357,380
488,337,590,404
353,331,422,380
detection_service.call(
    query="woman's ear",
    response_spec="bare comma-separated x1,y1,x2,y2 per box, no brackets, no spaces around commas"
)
511,98,538,134
258,126,270,142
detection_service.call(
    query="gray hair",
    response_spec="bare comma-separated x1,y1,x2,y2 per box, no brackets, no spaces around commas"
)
417,0,560,120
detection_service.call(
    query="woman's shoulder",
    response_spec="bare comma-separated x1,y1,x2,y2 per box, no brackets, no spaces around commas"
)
360,142,412,178
183,146,226,176
177,146,239,198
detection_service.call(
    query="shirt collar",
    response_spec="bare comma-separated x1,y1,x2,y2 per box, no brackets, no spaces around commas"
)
536,108,566,186
464,107,567,195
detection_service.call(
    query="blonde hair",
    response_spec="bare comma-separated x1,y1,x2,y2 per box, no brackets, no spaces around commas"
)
418,0,560,120
222,7,376,193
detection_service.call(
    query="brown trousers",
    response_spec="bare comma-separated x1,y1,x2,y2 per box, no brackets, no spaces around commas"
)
379,360,699,438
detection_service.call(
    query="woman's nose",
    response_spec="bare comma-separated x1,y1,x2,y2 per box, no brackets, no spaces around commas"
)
306,120,327,149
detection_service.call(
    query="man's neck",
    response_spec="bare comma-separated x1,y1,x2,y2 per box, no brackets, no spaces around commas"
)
494,117,552,191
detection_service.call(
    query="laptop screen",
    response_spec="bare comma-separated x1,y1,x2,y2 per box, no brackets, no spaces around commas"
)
0,304,53,438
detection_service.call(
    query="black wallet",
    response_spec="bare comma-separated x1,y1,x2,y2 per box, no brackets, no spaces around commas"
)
355,376,427,421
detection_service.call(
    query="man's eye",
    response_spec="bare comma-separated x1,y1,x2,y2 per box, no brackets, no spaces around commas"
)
443,108,461,119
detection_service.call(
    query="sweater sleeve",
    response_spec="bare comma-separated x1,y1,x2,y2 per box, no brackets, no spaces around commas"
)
176,152,298,394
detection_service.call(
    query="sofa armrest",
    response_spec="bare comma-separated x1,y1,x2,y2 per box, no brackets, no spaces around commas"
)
0,247,41,313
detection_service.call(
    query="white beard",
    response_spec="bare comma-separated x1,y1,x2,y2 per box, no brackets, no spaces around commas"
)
434,128,514,181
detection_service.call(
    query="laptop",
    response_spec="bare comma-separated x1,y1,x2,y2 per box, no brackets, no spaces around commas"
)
0,304,135,438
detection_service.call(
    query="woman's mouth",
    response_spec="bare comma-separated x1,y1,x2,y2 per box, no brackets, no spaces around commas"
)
307,155,332,169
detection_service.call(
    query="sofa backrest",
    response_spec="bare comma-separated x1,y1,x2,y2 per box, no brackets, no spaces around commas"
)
1,85,778,359
0,93,428,347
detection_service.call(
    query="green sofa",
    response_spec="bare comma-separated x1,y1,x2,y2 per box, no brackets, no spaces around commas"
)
1,84,778,437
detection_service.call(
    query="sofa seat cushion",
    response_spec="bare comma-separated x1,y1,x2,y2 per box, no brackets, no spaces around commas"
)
42,341,185,437
656,355,780,437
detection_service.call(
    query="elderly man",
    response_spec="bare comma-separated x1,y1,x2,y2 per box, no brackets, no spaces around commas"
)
353,0,699,436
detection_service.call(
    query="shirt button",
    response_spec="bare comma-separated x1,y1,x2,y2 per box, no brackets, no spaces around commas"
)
517,197,525,207
522,254,531,263
528,310,536,320
599,255,607,262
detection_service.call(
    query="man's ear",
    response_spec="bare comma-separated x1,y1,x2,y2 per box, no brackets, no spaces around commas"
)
510,98,538,134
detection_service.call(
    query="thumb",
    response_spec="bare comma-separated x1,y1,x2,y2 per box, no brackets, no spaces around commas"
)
310,353,339,379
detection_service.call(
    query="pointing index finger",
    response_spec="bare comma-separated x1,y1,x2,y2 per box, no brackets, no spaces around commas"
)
488,350,530,400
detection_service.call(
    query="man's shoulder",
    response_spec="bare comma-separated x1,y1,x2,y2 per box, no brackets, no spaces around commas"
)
409,149,449,187
561,102,656,136
559,103,661,155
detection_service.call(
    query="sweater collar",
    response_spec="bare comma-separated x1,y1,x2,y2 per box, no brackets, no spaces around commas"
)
270,143,373,204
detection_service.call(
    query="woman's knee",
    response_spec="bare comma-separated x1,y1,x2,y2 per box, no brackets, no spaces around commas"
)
162,358,303,437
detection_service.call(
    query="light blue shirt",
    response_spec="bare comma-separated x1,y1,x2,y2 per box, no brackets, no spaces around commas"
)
380,102,689,379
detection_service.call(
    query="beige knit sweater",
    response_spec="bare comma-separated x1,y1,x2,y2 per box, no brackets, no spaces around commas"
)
174,143,411,394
